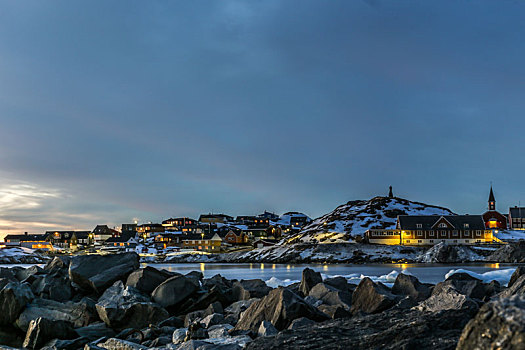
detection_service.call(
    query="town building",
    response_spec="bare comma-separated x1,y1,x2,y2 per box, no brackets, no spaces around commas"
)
199,214,234,224
180,232,222,252
366,215,493,245
92,225,119,243
509,207,525,230
154,231,182,249
103,233,138,252
136,223,165,238
482,186,508,229
45,231,92,249
4,233,53,250
221,228,249,245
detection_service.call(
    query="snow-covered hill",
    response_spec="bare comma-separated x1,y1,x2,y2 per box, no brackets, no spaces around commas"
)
290,196,455,244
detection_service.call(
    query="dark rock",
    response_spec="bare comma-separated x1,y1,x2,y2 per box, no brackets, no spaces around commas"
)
40,337,88,350
457,296,525,349
0,282,34,325
96,280,169,330
76,322,116,341
43,256,71,274
235,287,329,332
0,267,17,281
287,317,315,330
323,277,356,293
186,322,209,341
391,273,432,301
152,275,199,309
185,310,206,328
205,301,224,316
500,274,525,297
415,284,479,313
186,271,204,284
258,320,278,337
201,313,225,328
232,279,272,300
488,241,525,263
125,266,174,294
317,304,352,319
434,273,489,300
350,277,397,314
31,272,72,302
299,268,322,296
16,297,97,331
172,328,188,344
179,285,232,315
202,274,233,292
158,316,184,328
224,299,259,322
23,317,78,349
208,324,234,338
0,325,24,348
97,338,148,349
148,336,172,347
69,252,140,294
246,307,475,350
308,283,352,309
509,266,525,288
15,266,45,282
418,242,481,263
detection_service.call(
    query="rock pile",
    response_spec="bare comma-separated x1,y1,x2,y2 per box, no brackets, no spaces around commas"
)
0,254,524,349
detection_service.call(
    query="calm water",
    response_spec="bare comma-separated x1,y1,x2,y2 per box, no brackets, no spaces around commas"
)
147,262,521,285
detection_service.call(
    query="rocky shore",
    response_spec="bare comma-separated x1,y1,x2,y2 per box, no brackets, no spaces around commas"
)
0,252,524,349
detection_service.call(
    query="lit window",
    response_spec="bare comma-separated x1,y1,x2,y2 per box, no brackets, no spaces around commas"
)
416,224,422,228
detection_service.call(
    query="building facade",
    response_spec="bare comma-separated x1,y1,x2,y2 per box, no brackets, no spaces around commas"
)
366,215,493,245
482,186,508,229
509,207,525,230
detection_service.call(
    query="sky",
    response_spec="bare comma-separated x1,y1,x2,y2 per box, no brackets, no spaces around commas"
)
0,0,525,237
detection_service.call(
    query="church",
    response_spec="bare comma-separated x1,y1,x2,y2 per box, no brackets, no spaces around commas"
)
482,186,508,229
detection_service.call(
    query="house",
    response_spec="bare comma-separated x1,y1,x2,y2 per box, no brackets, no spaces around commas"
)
199,214,234,224
287,212,311,229
154,231,182,249
236,216,257,225
121,224,137,236
258,211,279,220
509,207,525,230
46,231,92,249
136,223,165,238
253,239,276,249
92,225,119,243
180,232,222,252
162,217,197,228
220,227,248,245
103,233,138,252
482,186,508,229
4,233,53,250
366,215,493,245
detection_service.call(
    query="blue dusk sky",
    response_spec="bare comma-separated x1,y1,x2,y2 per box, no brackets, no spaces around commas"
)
0,1,524,236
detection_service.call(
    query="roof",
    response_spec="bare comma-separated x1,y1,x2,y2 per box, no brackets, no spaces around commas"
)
489,187,495,202
4,234,47,242
510,207,525,218
397,215,485,230
180,232,218,241
106,235,136,243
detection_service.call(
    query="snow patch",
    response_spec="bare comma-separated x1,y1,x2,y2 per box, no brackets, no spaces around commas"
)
445,268,516,286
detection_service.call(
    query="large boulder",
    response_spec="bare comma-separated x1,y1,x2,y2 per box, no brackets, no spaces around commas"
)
0,282,35,325
125,266,175,294
96,281,169,330
69,253,139,294
235,287,329,332
22,317,77,349
75,322,116,341
308,283,352,309
391,273,432,301
152,275,199,309
299,268,322,296
232,279,272,300
97,338,148,350
488,241,525,263
350,277,397,314
457,296,525,349
415,284,479,313
499,274,525,298
509,266,525,288
16,298,96,331
434,273,491,300
417,242,482,263
43,256,71,274
31,272,72,302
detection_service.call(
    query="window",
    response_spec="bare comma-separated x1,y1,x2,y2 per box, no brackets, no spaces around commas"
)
476,230,482,236
430,240,434,243
464,230,470,236
441,230,447,236
417,230,422,236
464,223,469,228
465,240,469,243
453,240,457,243
429,231,435,236
406,240,410,243
476,240,481,243
438,223,447,228
416,224,422,228
453,230,458,236
418,240,422,243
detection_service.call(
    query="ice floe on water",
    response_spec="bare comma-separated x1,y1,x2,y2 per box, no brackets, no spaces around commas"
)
445,268,516,286
265,277,300,288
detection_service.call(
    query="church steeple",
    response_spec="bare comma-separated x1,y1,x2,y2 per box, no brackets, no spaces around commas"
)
488,186,496,211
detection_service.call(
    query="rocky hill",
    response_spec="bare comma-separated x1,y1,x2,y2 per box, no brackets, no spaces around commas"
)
290,196,455,244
